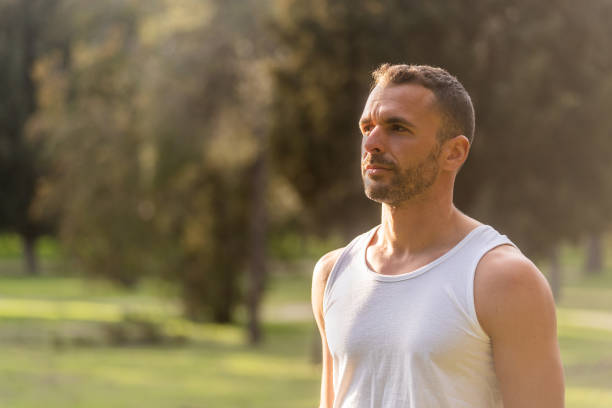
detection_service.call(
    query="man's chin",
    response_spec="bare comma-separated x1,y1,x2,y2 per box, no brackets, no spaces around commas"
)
364,186,391,204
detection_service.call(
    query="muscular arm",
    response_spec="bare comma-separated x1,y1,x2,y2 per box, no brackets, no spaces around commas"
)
312,248,343,408
475,245,565,408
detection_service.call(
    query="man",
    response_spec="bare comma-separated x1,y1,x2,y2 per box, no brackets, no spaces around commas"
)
311,64,564,407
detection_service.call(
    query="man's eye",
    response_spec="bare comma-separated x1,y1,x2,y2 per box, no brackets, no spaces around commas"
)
362,126,373,134
391,124,407,131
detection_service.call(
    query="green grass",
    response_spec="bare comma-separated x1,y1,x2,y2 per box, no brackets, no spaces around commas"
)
0,234,61,260
0,323,320,408
555,243,612,408
0,251,321,407
1,237,612,407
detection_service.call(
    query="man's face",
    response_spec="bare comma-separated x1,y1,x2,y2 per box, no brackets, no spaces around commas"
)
359,83,443,206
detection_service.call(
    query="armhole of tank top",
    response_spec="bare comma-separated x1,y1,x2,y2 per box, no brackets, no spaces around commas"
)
322,228,375,317
322,246,351,318
467,237,517,341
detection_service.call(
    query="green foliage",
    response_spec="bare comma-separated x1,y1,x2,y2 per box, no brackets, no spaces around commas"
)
268,229,343,261
0,235,24,259
456,0,612,256
28,0,274,322
8,0,612,327
270,0,612,257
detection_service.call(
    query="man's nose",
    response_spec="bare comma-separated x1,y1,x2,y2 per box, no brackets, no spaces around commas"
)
362,126,384,155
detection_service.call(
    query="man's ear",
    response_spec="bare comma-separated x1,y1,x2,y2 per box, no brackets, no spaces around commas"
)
441,135,470,172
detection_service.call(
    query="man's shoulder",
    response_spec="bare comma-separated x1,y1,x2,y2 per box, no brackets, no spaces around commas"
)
476,244,544,289
311,248,345,320
475,244,556,337
313,248,345,288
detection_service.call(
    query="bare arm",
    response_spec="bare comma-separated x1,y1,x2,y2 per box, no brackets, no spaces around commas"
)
312,248,343,408
475,245,565,408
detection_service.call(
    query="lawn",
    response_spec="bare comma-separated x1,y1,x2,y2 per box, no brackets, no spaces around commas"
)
0,253,322,408
0,237,611,407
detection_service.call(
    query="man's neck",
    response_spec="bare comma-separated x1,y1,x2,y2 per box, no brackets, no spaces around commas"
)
378,190,476,256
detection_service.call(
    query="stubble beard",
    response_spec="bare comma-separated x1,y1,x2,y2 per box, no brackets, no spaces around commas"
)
362,146,441,207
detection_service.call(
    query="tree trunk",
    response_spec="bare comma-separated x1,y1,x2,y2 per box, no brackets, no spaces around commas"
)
21,0,37,117
22,234,38,275
585,233,603,275
17,0,42,278
246,148,267,345
549,245,562,302
212,303,233,324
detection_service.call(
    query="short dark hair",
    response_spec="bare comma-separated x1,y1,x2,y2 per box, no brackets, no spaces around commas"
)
372,64,475,144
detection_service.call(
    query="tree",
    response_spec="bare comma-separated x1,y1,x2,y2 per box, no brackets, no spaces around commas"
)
585,233,603,275
270,0,612,293
0,0,63,274
30,0,276,332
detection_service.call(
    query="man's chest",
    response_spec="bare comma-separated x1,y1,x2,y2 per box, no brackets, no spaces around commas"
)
324,277,485,366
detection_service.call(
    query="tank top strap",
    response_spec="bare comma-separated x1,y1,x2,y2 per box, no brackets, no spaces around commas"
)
323,226,378,316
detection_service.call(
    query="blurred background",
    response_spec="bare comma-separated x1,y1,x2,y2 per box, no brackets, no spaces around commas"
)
1,0,612,406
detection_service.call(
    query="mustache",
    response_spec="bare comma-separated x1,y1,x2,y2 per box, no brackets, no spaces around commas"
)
362,154,396,169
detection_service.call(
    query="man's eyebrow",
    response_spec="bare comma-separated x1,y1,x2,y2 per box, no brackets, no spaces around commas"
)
359,116,417,128
359,117,371,127
382,116,417,128
359,116,416,129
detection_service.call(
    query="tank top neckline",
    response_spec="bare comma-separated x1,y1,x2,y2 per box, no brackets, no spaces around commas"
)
362,224,490,282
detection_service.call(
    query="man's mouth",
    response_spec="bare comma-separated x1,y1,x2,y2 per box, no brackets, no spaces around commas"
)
365,164,391,170
364,164,393,175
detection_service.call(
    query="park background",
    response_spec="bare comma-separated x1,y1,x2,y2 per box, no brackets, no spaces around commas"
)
1,0,612,406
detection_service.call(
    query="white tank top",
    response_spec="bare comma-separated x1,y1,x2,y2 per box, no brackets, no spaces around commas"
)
323,224,514,408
